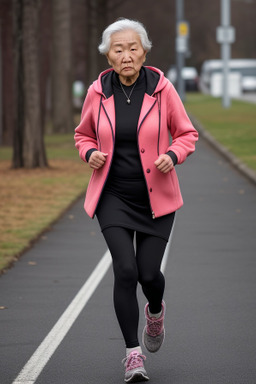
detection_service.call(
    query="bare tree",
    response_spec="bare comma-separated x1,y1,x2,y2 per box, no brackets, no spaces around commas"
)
86,0,110,86
51,0,73,133
12,0,48,168
87,0,99,85
71,0,88,86
39,0,52,129
0,0,14,146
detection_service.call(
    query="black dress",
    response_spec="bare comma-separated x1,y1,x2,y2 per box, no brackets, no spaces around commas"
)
96,69,175,242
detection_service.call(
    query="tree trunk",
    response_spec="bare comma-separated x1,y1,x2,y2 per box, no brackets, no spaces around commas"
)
12,0,48,168
52,0,73,133
0,0,15,146
87,0,109,87
39,0,52,132
12,0,23,167
87,0,99,86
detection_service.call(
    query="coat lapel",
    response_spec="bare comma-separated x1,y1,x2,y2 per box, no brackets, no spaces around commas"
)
138,93,157,131
102,95,116,138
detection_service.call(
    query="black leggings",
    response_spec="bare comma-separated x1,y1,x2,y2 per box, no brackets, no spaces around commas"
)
102,227,169,348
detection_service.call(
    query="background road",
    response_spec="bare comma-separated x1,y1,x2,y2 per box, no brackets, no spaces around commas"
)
1,136,256,384
235,92,256,104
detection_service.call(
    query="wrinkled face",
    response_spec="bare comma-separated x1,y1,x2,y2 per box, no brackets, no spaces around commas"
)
107,29,147,85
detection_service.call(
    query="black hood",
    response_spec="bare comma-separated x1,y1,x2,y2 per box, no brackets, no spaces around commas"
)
101,66,160,99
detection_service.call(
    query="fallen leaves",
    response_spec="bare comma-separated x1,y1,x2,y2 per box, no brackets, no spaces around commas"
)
0,159,91,271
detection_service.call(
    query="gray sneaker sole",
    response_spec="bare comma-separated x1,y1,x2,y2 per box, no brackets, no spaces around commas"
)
125,369,149,382
125,370,149,382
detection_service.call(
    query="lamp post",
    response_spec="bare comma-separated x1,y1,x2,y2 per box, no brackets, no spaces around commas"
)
175,0,187,102
217,0,235,108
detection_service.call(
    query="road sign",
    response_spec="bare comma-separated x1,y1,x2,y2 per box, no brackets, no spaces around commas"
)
176,36,188,53
216,26,235,44
177,21,189,37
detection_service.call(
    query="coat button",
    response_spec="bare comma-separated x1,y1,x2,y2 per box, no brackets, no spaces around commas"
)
146,168,150,173
141,148,145,153
150,188,152,192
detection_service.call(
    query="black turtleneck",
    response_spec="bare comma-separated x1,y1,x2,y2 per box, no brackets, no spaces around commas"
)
109,69,147,180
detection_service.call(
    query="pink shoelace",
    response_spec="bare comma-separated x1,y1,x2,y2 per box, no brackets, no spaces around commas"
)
145,302,165,337
146,316,164,337
123,351,146,372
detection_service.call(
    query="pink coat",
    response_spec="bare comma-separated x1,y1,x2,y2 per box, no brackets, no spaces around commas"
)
74,66,198,219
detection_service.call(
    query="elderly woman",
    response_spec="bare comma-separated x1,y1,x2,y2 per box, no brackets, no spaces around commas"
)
75,18,198,383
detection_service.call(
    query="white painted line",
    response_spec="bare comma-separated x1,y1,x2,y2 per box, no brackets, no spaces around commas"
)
12,218,176,384
161,216,176,274
12,250,112,384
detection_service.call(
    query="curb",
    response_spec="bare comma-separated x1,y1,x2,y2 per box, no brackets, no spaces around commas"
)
189,114,256,186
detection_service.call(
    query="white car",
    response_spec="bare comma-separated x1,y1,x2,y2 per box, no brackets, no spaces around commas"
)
167,66,199,91
200,59,256,93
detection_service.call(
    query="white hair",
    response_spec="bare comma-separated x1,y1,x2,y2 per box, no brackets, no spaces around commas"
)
98,18,152,55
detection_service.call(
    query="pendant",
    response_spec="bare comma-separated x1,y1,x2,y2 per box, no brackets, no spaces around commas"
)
127,99,131,104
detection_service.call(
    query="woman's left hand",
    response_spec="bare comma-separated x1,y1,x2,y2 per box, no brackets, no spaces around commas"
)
154,154,174,174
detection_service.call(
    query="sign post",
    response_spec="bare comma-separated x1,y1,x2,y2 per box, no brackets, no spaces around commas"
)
176,0,189,102
217,0,235,108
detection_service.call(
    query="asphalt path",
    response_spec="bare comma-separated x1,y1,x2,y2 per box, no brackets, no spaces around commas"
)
1,136,256,384
234,92,256,104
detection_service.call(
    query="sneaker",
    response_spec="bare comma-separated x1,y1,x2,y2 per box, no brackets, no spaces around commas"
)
122,350,149,382
142,301,165,353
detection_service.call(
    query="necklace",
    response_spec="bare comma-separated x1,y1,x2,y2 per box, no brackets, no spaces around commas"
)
119,80,137,104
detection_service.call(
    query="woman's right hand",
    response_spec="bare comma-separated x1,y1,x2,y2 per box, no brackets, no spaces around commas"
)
88,151,108,170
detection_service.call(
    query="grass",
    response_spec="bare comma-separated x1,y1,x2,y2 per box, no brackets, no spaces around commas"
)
0,133,91,273
185,93,256,171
